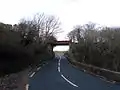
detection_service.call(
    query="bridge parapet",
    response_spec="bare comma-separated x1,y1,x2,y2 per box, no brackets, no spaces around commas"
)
55,41,70,45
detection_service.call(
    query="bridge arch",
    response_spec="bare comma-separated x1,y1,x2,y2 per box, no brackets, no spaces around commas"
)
47,40,71,51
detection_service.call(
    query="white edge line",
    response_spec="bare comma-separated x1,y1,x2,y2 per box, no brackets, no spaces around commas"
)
30,72,35,77
26,84,29,90
37,67,41,71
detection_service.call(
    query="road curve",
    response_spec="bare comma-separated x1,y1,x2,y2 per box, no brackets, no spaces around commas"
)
29,55,120,90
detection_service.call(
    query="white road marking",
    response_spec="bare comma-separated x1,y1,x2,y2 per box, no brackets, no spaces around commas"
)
30,72,35,77
58,55,79,88
58,62,60,67
29,62,47,78
61,74,78,87
58,66,60,72
37,67,41,71
26,84,29,90
59,59,60,63
84,70,86,72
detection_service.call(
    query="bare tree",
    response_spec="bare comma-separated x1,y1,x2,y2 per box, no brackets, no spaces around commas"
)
67,30,76,42
68,22,97,43
68,22,120,71
32,13,61,41
15,13,61,44
43,15,61,37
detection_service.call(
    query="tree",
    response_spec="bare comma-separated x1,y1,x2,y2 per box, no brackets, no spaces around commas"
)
32,13,61,42
13,13,61,44
68,22,98,43
68,22,120,71
0,13,59,76
0,22,12,31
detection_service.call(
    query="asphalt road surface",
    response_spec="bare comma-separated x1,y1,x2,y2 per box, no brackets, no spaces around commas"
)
29,55,120,90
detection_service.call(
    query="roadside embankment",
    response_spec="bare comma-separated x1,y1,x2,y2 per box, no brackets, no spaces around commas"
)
64,54,120,84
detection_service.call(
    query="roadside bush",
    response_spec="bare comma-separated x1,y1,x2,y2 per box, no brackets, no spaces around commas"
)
68,22,120,72
0,29,54,77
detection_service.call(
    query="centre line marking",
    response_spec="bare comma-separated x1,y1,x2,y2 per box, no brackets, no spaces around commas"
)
58,55,79,88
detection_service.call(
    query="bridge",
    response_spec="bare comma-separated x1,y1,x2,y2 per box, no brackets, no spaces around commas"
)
47,40,71,46
46,40,71,52
55,41,71,45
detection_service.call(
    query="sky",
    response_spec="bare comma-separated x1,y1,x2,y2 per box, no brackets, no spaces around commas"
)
1,0,120,51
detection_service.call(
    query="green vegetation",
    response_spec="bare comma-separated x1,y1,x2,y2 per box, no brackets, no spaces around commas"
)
0,13,60,76
67,22,120,72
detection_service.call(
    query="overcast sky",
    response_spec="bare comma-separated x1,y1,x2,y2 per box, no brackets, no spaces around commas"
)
1,0,120,51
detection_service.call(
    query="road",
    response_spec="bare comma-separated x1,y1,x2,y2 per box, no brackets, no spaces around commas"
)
29,55,120,90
